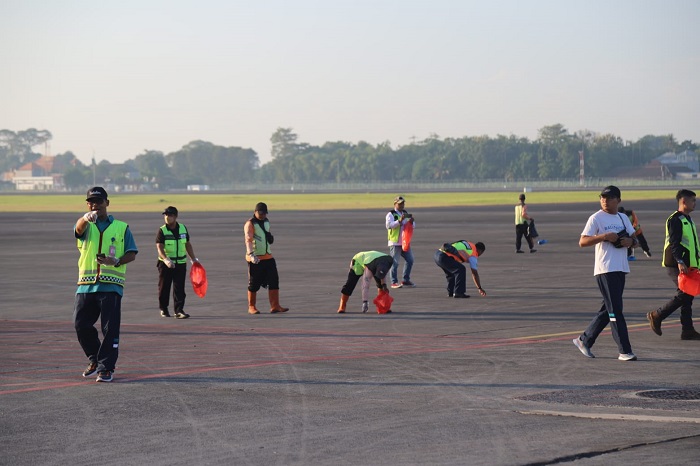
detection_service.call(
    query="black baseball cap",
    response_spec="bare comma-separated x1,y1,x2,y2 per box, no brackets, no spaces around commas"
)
600,186,621,198
162,206,178,216
86,187,108,201
255,202,268,213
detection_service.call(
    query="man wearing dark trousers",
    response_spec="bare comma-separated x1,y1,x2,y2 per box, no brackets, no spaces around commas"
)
156,206,200,319
434,240,487,299
244,202,289,315
647,189,700,340
74,187,138,383
515,193,536,253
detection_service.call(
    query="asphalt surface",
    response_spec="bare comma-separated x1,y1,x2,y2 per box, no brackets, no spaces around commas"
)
1,198,699,465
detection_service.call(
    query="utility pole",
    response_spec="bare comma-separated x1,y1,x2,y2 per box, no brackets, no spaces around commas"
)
579,150,585,186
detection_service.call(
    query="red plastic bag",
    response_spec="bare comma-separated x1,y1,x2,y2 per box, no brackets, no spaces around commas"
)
402,221,414,252
373,290,394,314
678,268,700,296
190,262,208,298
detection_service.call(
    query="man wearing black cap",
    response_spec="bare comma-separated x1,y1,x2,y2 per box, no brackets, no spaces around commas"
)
647,189,700,340
244,202,289,314
156,206,200,319
515,193,536,253
74,187,138,382
573,185,638,361
337,251,393,314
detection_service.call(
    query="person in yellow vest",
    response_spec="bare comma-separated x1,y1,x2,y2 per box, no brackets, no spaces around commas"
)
244,202,289,314
434,240,487,298
74,187,138,383
156,206,200,319
386,195,416,288
515,193,536,253
647,189,700,340
337,251,393,313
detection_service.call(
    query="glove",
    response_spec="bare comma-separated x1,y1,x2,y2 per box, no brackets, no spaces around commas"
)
362,301,369,313
248,253,260,264
83,211,97,223
191,258,200,264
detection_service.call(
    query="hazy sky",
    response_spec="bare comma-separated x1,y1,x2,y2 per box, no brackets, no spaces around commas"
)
2,0,698,165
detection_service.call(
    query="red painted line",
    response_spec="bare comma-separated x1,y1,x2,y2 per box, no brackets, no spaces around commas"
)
0,319,674,396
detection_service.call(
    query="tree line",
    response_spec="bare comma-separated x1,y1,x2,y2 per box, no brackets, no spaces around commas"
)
1,125,697,190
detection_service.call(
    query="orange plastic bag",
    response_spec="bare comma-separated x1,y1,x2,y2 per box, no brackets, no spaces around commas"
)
373,290,394,314
190,261,208,298
678,268,700,296
402,221,414,252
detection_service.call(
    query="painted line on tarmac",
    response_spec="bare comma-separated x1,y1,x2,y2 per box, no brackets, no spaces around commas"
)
505,321,681,341
520,409,700,424
0,319,690,396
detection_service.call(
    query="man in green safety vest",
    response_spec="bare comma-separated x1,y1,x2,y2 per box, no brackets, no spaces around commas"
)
74,187,138,383
244,202,289,315
156,206,200,319
648,189,700,340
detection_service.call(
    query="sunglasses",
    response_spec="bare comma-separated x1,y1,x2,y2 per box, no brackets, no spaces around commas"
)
87,198,105,204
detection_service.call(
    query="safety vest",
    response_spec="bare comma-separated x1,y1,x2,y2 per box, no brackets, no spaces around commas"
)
351,251,387,276
441,241,479,263
77,219,128,286
515,204,527,225
251,218,272,256
387,210,405,243
159,223,188,264
663,212,699,268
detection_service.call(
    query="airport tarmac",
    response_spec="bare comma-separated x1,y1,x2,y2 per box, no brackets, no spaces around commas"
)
1,198,699,465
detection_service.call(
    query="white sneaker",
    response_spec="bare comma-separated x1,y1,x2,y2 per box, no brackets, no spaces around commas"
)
390,283,402,289
618,353,637,361
573,337,595,358
644,251,652,258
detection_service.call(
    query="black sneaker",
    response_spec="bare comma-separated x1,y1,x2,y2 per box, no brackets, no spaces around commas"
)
160,309,170,318
174,312,190,319
453,293,470,299
96,371,113,382
82,361,98,377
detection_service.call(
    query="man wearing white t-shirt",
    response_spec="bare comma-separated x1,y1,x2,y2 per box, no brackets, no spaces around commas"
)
573,185,639,361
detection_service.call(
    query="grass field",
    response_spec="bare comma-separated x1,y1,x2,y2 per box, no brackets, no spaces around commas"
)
0,190,678,213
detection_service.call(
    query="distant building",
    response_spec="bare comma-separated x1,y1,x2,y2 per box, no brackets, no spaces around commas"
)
187,185,210,191
13,158,64,190
655,150,699,180
609,150,699,180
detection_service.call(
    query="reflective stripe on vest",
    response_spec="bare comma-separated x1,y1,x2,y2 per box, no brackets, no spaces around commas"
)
77,220,128,286
160,223,188,264
441,241,479,263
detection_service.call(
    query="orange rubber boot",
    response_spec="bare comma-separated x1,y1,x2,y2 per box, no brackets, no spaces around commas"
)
269,289,289,313
248,291,260,315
